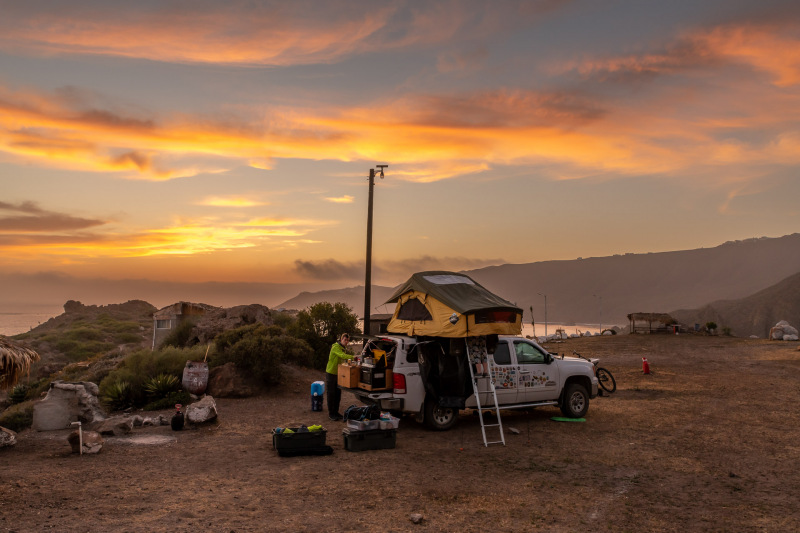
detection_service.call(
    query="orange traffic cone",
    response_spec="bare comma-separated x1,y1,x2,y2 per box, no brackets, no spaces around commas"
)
642,357,650,374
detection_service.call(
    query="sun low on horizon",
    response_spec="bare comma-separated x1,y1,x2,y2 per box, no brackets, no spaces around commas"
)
1,0,799,291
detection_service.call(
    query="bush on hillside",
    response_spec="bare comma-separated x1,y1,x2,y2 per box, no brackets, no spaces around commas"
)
0,402,34,432
288,302,359,370
143,390,192,411
99,345,206,409
161,320,197,348
212,324,314,386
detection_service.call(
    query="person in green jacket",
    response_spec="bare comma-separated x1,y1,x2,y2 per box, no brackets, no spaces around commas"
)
326,333,353,420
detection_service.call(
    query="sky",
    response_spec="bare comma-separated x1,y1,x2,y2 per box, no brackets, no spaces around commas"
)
1,0,799,298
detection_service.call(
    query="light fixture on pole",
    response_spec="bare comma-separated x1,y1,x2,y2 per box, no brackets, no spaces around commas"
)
364,164,388,336
538,292,548,337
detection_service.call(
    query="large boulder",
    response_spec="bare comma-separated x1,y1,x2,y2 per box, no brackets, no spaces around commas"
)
95,416,134,436
32,381,106,431
67,430,104,454
186,395,218,424
207,362,255,398
770,320,799,340
0,426,17,448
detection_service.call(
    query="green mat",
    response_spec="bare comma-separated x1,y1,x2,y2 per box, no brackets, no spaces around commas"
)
550,417,586,422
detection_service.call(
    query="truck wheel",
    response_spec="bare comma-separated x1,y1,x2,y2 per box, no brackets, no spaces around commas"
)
560,383,589,418
424,399,459,431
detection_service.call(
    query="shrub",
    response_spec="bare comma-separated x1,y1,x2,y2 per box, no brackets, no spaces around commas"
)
115,332,143,344
143,390,192,411
99,345,205,408
101,381,132,411
161,320,197,348
288,302,359,370
0,402,34,432
213,325,314,386
144,373,180,399
8,384,29,405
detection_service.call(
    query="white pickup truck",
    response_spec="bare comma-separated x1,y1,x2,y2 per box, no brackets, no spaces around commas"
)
344,334,598,430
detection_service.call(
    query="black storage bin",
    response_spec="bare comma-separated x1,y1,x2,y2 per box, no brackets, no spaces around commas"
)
359,367,386,388
272,428,328,456
342,428,396,452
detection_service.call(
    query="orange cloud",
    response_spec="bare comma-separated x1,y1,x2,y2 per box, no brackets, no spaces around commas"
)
324,195,354,203
197,196,270,207
0,3,397,66
0,205,333,267
565,22,800,88
697,25,800,87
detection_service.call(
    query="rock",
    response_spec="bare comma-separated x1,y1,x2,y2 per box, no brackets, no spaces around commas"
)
409,513,424,524
207,362,255,398
770,321,799,340
157,414,169,426
0,426,17,448
141,417,154,427
509,427,520,435
186,396,218,424
67,430,104,454
32,381,106,431
131,415,144,427
95,417,134,436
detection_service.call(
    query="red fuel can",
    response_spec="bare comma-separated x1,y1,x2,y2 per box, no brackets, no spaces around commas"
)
642,357,651,374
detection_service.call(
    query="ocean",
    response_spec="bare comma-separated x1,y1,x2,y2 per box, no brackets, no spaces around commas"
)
0,306,64,336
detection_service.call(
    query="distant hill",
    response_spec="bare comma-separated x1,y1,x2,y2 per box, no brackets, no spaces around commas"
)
464,234,800,325
671,271,800,338
277,234,800,326
278,285,396,317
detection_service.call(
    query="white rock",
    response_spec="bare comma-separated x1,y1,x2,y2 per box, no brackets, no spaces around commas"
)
186,395,218,424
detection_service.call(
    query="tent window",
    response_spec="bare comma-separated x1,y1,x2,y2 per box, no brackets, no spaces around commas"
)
475,310,517,324
396,298,433,321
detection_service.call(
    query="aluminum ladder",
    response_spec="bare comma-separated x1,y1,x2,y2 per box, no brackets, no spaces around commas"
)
466,341,505,446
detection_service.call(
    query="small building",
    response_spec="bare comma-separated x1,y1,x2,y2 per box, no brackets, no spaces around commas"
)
152,302,219,349
627,312,680,334
366,313,393,336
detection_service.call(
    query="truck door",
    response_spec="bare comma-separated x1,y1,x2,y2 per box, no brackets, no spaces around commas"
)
483,339,520,405
514,340,560,403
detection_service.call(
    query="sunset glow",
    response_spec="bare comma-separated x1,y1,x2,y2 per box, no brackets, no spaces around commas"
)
1,0,798,305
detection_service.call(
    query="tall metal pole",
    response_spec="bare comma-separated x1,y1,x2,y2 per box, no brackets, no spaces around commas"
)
364,168,375,336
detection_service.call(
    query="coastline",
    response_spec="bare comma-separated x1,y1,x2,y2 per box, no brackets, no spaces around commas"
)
0,307,63,336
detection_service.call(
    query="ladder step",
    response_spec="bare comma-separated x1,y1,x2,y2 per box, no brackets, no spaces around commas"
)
482,423,501,428
485,440,504,445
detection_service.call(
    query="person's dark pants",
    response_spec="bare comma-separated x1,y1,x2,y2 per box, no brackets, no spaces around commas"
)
326,372,341,417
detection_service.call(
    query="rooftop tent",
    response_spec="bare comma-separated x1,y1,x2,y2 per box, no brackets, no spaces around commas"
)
385,271,522,337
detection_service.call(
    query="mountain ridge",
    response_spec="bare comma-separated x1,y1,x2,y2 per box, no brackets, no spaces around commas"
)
276,234,800,328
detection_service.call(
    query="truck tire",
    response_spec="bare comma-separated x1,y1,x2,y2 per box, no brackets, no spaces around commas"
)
560,383,589,418
424,399,459,431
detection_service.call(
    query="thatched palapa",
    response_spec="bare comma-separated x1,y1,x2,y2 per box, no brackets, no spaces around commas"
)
0,335,41,389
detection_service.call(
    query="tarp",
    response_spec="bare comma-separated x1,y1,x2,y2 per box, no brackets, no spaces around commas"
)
385,271,522,337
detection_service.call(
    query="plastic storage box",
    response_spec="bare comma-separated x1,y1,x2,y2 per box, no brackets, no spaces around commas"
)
342,428,397,452
346,419,379,431
272,427,329,456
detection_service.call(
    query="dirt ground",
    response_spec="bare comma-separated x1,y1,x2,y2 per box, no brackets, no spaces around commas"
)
2,334,799,532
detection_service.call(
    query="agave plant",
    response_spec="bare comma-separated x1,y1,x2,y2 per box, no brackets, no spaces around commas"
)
8,384,28,405
143,373,180,399
102,381,131,411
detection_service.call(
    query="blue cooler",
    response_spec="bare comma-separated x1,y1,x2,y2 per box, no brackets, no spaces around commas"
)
311,381,325,411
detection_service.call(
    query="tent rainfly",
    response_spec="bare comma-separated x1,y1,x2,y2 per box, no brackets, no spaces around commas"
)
384,271,523,337
0,335,41,389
